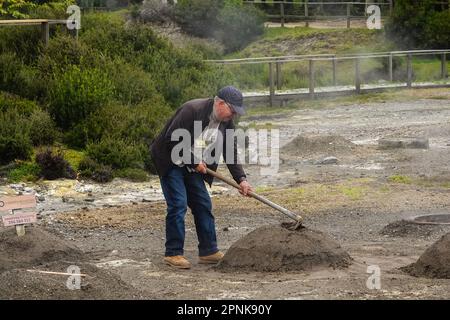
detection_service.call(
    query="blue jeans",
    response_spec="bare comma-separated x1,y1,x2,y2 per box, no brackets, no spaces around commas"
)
160,166,218,257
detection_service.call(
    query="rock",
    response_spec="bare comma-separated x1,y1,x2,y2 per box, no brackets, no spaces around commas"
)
223,227,229,232
314,156,339,165
142,198,152,202
9,184,24,191
378,137,429,149
37,196,45,202
23,187,34,193
212,190,223,195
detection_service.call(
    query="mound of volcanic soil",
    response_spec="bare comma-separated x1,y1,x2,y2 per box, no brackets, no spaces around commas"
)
0,261,144,299
0,226,85,272
401,233,450,279
281,135,359,159
216,224,352,272
379,220,444,238
0,226,145,299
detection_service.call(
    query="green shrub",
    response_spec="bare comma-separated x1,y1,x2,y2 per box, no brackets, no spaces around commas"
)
215,3,265,52
103,58,165,106
0,26,41,62
47,65,114,129
37,35,95,77
35,147,76,180
65,101,171,149
78,156,113,183
29,108,60,146
174,0,265,52
7,162,41,182
86,136,144,170
0,109,33,165
386,0,450,49
423,11,450,49
0,92,39,115
0,53,43,99
174,0,223,38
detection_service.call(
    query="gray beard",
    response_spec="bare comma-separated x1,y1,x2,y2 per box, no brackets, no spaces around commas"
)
210,104,221,123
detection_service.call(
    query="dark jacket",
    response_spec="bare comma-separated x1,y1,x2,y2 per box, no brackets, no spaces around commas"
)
150,98,246,186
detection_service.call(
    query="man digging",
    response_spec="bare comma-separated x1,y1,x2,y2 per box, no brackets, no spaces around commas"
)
151,86,253,269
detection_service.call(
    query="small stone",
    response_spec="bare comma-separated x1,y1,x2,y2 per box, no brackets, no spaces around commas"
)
142,198,152,202
223,227,229,232
37,196,45,202
314,156,339,165
84,198,95,202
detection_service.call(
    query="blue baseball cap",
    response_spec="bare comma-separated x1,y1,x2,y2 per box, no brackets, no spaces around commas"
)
217,86,245,115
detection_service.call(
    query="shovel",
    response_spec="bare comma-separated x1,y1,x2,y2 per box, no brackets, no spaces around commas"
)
206,168,303,230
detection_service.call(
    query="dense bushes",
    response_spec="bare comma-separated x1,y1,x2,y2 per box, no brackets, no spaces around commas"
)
48,65,114,129
173,0,265,52
0,10,230,182
386,0,450,49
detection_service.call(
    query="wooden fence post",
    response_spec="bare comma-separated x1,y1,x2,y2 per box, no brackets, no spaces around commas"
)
441,53,448,79
41,21,49,47
269,62,275,107
280,1,285,27
332,55,337,86
305,0,309,27
309,59,315,97
347,3,351,29
355,58,361,93
389,53,393,82
407,53,413,88
276,61,282,90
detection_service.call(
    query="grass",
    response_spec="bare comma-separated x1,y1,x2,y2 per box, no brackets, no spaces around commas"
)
388,175,413,184
7,161,40,182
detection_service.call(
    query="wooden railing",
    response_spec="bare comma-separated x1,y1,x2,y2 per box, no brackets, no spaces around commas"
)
243,1,450,28
207,49,450,106
0,19,75,46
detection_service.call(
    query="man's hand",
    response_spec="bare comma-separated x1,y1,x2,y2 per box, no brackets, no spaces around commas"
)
239,180,253,197
195,162,207,174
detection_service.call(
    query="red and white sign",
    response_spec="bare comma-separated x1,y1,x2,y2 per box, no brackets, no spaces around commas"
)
2,212,37,227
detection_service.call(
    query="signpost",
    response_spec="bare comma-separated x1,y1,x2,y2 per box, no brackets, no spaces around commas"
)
0,195,37,236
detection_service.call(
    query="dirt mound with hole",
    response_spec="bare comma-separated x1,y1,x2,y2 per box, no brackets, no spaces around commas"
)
0,261,144,299
216,225,352,272
401,233,450,279
379,220,444,238
0,226,85,272
281,135,359,159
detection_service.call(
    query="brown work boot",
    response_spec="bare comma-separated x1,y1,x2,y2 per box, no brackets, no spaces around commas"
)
199,251,224,264
164,255,191,269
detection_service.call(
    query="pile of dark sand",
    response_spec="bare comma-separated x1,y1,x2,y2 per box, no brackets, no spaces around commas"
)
401,233,450,279
0,261,143,299
380,220,444,238
281,135,358,159
0,226,144,299
216,224,352,272
0,226,84,272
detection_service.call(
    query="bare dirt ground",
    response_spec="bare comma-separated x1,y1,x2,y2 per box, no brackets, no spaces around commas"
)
2,89,450,300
